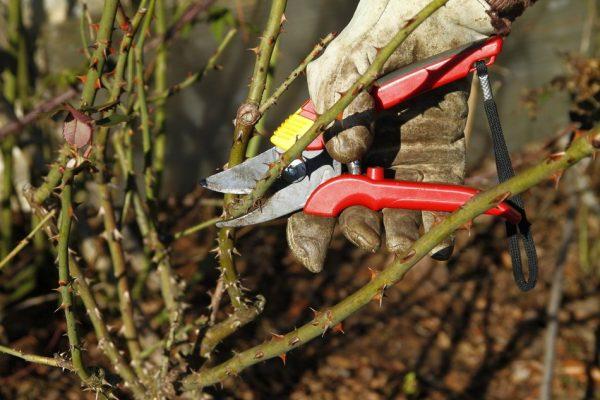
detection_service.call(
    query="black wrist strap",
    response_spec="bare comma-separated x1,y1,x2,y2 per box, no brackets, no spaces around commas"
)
475,61,539,291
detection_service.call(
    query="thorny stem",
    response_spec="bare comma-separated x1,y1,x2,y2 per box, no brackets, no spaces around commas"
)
130,1,183,369
56,169,90,381
32,0,121,205
200,296,265,358
32,204,147,398
94,1,148,370
135,0,158,207
0,209,55,270
247,38,279,158
218,0,287,315
257,32,336,115
182,128,600,390
80,0,119,107
152,0,168,195
0,344,73,370
226,0,449,219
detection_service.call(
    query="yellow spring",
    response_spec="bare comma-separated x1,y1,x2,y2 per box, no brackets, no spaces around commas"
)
270,111,314,151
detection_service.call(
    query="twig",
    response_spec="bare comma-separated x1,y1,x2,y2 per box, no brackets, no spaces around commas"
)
258,32,336,115
0,345,72,370
156,0,217,47
226,0,450,220
182,128,600,390
0,209,55,270
173,217,220,240
0,88,78,140
147,28,237,103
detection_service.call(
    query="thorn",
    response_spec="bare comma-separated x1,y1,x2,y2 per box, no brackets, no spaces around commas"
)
368,267,378,282
249,46,260,55
253,351,264,359
548,151,565,161
278,353,287,365
491,191,511,205
332,322,344,334
119,21,131,32
459,220,473,237
310,307,321,325
280,14,287,24
90,23,100,32
90,57,99,68
399,248,416,263
270,332,284,341
94,78,102,90
550,170,564,189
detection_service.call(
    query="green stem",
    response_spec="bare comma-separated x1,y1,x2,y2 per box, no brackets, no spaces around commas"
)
183,129,600,391
135,0,158,207
0,345,72,370
32,0,121,205
0,209,55,270
57,170,90,381
32,205,147,398
152,0,168,196
218,0,287,313
173,217,220,239
247,39,279,158
227,0,449,219
258,32,336,115
80,0,120,107
93,2,148,370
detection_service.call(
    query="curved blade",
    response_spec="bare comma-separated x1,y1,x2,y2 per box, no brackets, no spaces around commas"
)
200,147,281,194
217,151,341,227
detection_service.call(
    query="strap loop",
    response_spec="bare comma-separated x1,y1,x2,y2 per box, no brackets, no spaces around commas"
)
475,61,539,291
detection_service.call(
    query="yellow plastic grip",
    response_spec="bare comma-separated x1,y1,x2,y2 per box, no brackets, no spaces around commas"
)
270,110,315,151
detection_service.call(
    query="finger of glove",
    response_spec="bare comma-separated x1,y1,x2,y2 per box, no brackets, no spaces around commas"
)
325,92,375,163
339,205,382,252
422,210,455,261
382,208,421,255
287,211,336,273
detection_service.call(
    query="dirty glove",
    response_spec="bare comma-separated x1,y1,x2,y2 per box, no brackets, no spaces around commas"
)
287,0,537,272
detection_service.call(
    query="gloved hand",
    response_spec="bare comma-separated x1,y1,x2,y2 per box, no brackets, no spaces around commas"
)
287,0,537,272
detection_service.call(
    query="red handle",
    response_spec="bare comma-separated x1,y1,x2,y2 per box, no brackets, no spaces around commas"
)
301,36,503,151
303,167,521,224
372,36,503,110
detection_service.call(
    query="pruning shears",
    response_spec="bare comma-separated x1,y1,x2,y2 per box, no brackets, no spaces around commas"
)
202,36,519,228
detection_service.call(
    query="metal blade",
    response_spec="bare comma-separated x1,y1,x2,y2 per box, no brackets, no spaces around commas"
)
200,147,281,194
217,151,341,227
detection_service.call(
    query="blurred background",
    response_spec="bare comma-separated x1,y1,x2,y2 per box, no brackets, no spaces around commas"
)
0,0,598,399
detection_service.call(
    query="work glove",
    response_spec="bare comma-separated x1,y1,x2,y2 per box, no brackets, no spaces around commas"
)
287,0,537,272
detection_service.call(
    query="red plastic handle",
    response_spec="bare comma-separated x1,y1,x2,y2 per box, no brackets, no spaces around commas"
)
300,36,503,151
303,167,521,224
372,36,503,110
